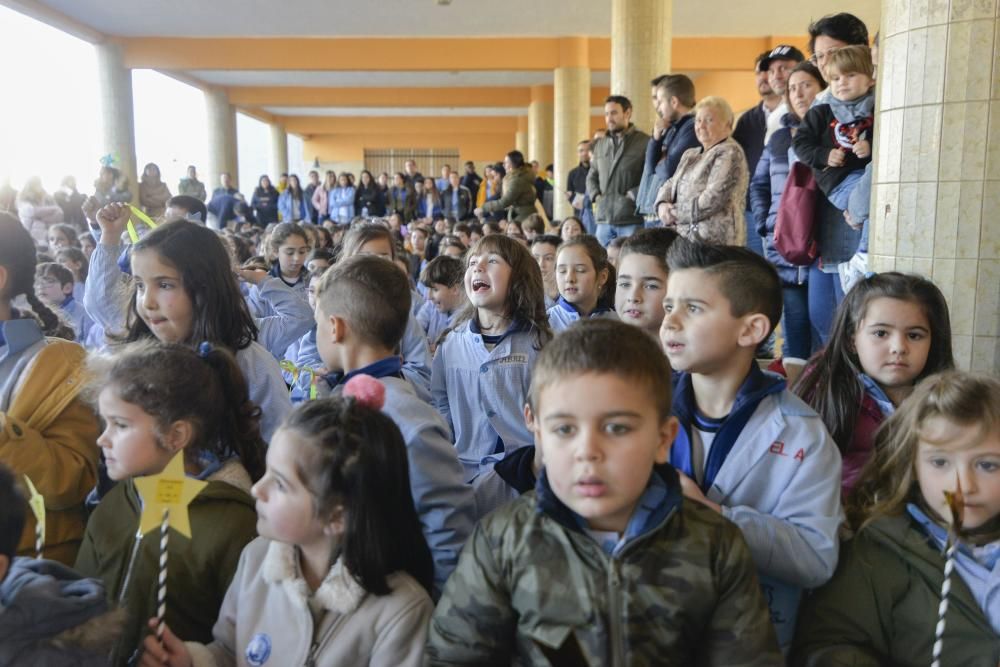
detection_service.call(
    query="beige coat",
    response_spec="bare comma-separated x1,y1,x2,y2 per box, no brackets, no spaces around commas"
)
655,137,748,245
186,537,432,667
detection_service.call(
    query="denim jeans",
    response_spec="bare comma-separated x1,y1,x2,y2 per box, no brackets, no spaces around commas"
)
744,208,764,256
781,284,815,359
808,262,846,346
596,222,643,247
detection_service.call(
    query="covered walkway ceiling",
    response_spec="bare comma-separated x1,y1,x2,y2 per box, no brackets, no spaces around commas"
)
8,0,880,132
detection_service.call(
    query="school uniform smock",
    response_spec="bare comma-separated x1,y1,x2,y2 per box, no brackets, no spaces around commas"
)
416,301,455,351
431,319,540,485
184,537,432,667
74,460,258,666
546,296,619,333
318,357,476,591
60,295,101,349
245,269,314,359
670,365,843,650
83,242,292,441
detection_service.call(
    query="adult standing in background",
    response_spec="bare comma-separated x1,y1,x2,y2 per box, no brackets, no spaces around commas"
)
54,176,87,228
16,176,63,244
586,95,649,246
441,171,474,221
566,139,591,220
355,170,384,217
207,172,239,229
460,161,482,197
138,163,171,218
329,173,357,223
304,170,321,223
251,175,279,226
476,152,535,223
278,174,311,222
312,171,335,224
403,160,423,187
177,165,206,202
761,46,806,144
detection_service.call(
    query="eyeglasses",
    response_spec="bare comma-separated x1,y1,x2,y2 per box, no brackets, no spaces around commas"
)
810,49,837,66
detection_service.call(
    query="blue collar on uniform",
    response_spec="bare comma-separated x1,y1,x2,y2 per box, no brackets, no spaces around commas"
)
556,296,612,317
324,355,403,389
469,317,530,345
535,465,683,556
907,503,1000,570
269,262,307,287
61,295,75,309
0,319,44,355
860,373,896,419
670,364,786,492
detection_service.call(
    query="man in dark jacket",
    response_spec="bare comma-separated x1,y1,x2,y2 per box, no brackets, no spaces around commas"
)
636,75,701,225
460,161,482,196
566,140,591,218
441,172,474,221
586,95,650,246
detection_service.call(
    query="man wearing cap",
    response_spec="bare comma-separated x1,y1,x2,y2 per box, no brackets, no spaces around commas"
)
762,45,805,143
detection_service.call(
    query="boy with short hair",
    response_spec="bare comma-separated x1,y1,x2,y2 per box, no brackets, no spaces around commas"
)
428,320,781,665
615,227,678,338
793,45,875,210
0,464,121,665
34,262,100,348
312,254,475,591
418,255,467,352
606,234,627,268
660,239,842,649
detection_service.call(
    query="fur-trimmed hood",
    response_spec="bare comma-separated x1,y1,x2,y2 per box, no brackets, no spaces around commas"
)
260,541,365,615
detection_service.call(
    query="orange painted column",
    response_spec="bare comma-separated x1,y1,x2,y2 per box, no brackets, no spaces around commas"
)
554,37,591,220
610,0,671,131
96,41,138,200
528,85,553,170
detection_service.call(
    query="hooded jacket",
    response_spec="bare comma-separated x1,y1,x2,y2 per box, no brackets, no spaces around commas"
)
481,165,537,222
792,511,1000,666
1,318,100,565
74,460,258,666
0,557,123,666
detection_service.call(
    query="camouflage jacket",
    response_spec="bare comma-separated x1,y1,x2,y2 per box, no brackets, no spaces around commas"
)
426,466,782,667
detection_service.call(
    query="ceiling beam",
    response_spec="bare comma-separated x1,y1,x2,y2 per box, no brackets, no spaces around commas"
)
282,116,521,135
0,0,105,42
226,85,613,108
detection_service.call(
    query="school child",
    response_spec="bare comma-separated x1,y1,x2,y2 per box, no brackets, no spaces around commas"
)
660,239,843,649
428,320,781,665
793,272,954,497
76,341,264,666
34,262,101,348
792,371,1000,665
615,227,679,338
141,392,435,667
0,464,122,665
793,45,876,210
296,225,433,393
47,222,80,251
284,269,327,383
547,234,618,333
54,246,89,303
431,234,552,508
530,233,561,309
0,213,99,565
84,204,294,440
247,221,311,316
417,255,467,353
306,247,335,274
308,255,475,591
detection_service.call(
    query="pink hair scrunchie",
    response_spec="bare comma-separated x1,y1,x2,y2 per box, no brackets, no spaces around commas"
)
342,374,386,411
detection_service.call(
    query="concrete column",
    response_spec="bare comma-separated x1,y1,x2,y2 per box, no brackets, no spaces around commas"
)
95,42,138,201
515,116,528,155
610,0,672,131
204,88,239,192
270,123,289,178
528,85,554,170
872,0,999,372
554,37,592,220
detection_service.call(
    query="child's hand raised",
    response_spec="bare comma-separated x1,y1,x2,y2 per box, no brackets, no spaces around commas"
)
237,268,269,285
677,472,722,513
853,139,871,159
96,202,131,245
138,618,193,667
827,148,846,168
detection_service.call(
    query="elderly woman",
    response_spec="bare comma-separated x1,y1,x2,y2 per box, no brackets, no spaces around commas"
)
655,96,748,245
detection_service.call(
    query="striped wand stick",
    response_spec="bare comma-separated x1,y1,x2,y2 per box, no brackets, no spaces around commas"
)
34,522,43,560
931,475,964,667
156,507,170,645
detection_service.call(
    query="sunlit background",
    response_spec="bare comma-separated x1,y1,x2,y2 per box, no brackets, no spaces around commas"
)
0,5,304,196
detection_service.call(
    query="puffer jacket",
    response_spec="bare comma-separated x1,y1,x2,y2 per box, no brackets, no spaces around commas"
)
792,511,1000,666
749,115,810,286
427,466,782,666
655,137,749,246
636,113,700,216
586,124,649,226
481,165,537,222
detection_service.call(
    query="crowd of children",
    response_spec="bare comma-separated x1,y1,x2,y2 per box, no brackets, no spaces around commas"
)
1,27,997,667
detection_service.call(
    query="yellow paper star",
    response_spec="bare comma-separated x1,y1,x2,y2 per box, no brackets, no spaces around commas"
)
134,451,208,539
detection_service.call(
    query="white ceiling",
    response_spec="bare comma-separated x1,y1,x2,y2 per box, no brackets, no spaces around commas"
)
34,0,881,38
263,105,606,117
192,70,613,88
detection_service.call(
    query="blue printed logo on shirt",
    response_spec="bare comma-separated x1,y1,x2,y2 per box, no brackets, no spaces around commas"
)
245,633,272,666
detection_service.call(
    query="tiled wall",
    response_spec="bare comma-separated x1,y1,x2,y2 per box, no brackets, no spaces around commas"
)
872,0,999,372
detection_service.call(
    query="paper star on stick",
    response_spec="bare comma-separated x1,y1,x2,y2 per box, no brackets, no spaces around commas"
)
23,476,45,558
134,452,207,539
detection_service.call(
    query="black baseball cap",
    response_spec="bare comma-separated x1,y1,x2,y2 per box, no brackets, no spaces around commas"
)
758,45,806,72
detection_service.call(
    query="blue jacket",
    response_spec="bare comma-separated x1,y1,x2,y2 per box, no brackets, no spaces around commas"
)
546,297,618,333
670,366,843,650
277,189,311,223
431,319,540,484
749,117,810,287
318,359,476,592
636,113,700,216
328,186,356,223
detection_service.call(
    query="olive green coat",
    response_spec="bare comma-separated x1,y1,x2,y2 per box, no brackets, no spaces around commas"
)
481,165,537,222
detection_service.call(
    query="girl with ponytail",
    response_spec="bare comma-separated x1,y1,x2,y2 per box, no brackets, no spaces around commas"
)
76,339,264,665
0,212,100,565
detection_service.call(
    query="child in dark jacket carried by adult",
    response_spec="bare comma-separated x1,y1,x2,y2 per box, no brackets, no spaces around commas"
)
793,45,875,211
427,319,782,666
